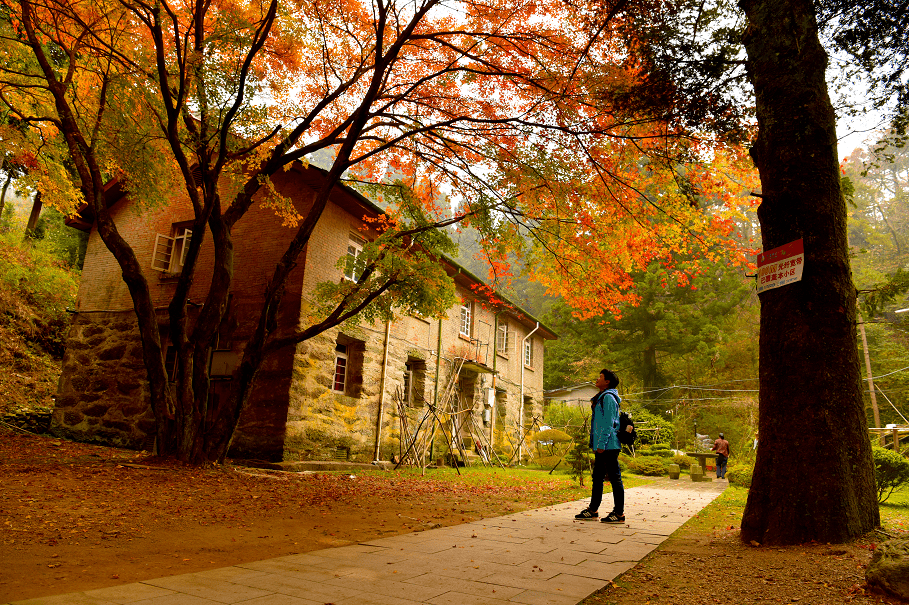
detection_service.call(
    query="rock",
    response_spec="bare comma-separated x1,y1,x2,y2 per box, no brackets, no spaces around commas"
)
690,464,704,482
668,463,680,480
866,539,909,600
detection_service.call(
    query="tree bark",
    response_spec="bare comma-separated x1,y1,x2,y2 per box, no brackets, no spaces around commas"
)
0,172,11,227
739,0,879,544
24,191,42,238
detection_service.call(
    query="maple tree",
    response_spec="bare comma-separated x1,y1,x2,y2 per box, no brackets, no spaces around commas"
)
0,0,758,463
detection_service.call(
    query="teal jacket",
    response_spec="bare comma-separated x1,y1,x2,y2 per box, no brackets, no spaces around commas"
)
589,388,621,451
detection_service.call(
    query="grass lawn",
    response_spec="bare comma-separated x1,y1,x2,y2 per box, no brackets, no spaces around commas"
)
682,482,909,536
363,464,657,511
879,488,909,533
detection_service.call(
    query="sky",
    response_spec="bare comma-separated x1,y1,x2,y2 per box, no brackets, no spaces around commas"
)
838,110,887,160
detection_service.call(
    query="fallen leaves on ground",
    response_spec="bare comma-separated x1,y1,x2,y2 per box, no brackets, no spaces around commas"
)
0,426,582,601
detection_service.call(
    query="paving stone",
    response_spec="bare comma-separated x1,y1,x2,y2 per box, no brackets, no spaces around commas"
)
426,590,515,605
120,596,215,605
140,575,271,604
334,592,428,605
10,595,119,605
507,589,583,605
400,574,525,600
324,576,448,601
83,583,177,604
216,596,323,605
230,571,364,601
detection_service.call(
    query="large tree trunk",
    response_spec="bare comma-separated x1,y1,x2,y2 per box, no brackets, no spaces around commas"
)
738,0,879,544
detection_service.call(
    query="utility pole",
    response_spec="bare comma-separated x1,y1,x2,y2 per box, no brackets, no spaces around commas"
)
857,311,882,443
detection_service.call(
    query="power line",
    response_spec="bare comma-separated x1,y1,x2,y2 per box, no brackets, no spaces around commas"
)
619,365,909,400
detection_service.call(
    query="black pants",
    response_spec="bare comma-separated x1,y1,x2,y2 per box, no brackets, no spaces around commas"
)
590,449,624,515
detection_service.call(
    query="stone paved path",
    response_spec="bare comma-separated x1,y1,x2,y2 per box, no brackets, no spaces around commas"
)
8,480,726,605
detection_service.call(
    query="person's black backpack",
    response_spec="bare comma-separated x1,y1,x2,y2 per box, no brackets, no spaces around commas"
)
618,410,637,446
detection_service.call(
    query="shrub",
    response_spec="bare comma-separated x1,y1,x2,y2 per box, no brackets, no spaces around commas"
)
872,446,909,503
671,453,693,470
542,402,587,431
565,442,591,486
532,428,573,460
535,455,565,469
726,464,753,488
627,455,666,476
533,428,572,444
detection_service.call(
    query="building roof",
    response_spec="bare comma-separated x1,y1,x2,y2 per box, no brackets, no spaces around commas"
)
544,382,597,398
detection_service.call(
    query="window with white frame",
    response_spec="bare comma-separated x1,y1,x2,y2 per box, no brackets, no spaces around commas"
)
496,322,509,355
523,337,534,367
344,233,367,282
331,336,365,397
152,226,192,273
459,302,472,337
333,344,348,392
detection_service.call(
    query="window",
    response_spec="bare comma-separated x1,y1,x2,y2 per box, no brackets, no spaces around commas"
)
344,233,367,282
152,226,192,273
332,335,365,397
403,359,426,407
496,322,509,355
402,364,412,405
524,337,534,367
333,344,348,392
209,350,239,378
459,302,472,337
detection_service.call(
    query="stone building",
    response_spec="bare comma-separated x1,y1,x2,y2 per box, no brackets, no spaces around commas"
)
54,165,556,462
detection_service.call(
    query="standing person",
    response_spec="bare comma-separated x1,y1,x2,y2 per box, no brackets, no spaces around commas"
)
712,432,730,479
574,369,625,523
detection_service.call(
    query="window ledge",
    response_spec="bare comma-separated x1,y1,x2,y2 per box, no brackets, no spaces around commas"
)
496,352,509,360
458,333,472,342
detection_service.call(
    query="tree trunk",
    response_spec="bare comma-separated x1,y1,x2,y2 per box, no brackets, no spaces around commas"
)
24,191,42,238
738,0,879,544
0,172,11,228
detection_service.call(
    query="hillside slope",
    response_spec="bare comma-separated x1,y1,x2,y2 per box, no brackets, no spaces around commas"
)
0,231,78,425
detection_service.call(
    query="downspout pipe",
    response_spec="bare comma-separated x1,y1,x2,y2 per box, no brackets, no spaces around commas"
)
430,316,443,462
491,312,502,447
518,322,540,463
373,319,392,462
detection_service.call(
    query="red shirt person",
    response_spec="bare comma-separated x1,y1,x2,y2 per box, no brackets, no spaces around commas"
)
711,433,730,479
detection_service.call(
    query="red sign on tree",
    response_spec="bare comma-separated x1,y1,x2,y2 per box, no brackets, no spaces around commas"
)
757,239,804,294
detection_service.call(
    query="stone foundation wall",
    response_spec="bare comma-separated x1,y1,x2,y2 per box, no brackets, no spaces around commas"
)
51,311,155,449
53,310,294,460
